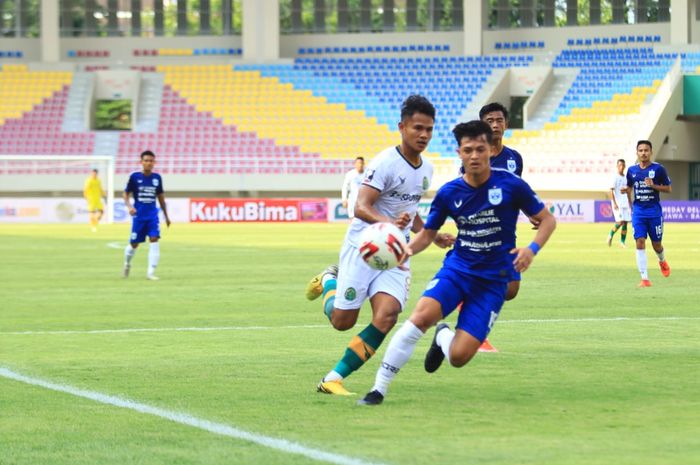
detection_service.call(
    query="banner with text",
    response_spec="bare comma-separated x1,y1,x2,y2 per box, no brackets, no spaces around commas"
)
594,200,700,222
189,198,328,223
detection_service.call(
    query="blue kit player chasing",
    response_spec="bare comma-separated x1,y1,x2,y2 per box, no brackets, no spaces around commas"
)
626,140,671,288
358,120,556,405
123,150,171,280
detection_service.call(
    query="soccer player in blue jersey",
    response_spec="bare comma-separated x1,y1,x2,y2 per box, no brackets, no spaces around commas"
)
123,150,171,280
358,120,556,405
626,140,671,287
480,102,523,177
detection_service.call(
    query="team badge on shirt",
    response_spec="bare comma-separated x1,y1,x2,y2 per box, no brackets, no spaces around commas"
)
422,176,430,190
507,159,516,172
488,187,503,205
648,170,655,178
153,179,159,187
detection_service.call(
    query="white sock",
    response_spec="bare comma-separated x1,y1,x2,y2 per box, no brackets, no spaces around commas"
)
436,326,456,364
124,244,136,265
322,273,335,287
636,249,648,280
371,320,424,396
148,242,160,276
323,371,343,382
656,249,665,262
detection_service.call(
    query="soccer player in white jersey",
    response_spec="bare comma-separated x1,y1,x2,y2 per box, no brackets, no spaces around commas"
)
305,95,455,396
357,120,556,405
607,159,631,247
341,156,365,218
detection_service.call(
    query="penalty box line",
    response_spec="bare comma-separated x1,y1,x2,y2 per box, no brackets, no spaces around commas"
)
2,317,699,336
0,367,386,465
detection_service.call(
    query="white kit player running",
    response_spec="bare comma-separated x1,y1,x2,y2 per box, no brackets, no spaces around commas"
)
607,158,631,247
341,156,365,218
304,95,455,396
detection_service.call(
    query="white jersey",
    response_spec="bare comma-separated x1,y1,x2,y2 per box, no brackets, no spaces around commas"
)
344,146,433,247
341,168,364,217
611,174,630,208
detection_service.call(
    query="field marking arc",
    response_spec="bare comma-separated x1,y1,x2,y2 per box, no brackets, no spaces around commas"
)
2,317,698,336
0,367,386,465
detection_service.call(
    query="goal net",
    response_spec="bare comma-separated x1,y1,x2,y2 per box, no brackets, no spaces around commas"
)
0,155,115,223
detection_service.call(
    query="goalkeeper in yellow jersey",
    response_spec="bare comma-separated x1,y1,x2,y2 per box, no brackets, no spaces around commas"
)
84,169,106,232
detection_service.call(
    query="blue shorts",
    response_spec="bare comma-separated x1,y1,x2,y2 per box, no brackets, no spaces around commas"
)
632,215,663,242
508,251,521,282
422,268,508,342
130,215,160,243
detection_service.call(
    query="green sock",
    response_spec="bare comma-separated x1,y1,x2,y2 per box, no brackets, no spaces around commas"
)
333,323,386,378
621,224,627,244
609,223,621,238
321,278,336,321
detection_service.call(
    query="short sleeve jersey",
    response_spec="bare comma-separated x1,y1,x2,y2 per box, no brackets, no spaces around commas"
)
344,146,433,247
125,172,164,218
611,173,630,208
490,145,523,177
424,169,544,282
626,162,671,218
84,177,103,201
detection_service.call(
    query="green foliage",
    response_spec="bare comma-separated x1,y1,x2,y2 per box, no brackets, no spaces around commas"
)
1,223,699,465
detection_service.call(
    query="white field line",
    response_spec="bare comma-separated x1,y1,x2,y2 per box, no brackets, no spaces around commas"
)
0,367,386,465
2,317,698,336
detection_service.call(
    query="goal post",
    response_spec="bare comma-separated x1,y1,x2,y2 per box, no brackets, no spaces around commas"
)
0,155,116,224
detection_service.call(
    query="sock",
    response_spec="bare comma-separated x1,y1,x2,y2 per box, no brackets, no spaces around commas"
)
322,370,343,382
636,249,648,280
148,242,160,275
609,223,621,238
124,244,136,265
620,224,627,244
436,326,456,364
656,249,665,262
371,320,424,395
321,277,337,321
331,323,386,379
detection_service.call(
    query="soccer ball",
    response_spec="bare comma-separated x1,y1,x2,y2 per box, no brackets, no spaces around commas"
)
359,222,408,270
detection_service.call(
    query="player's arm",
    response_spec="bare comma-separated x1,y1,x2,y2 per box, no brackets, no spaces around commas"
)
609,188,619,209
157,193,171,227
123,190,136,216
403,227,439,261
645,179,672,194
341,172,351,206
511,207,556,273
354,185,411,229
411,213,454,248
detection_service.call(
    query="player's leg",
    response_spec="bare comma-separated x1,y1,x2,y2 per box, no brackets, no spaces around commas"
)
505,279,520,301
358,296,445,405
633,216,651,286
123,220,145,278
620,220,628,247
431,277,507,368
608,221,621,246
648,216,670,277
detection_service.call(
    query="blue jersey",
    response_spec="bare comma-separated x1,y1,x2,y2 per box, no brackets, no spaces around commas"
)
626,162,671,218
490,145,523,177
424,169,544,282
125,172,164,218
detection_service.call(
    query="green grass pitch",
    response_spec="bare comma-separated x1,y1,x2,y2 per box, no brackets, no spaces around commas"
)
1,222,699,465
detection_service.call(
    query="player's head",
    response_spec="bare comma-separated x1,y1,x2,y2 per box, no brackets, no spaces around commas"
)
90,168,98,178
636,140,652,163
616,158,626,175
354,156,365,172
140,150,156,173
453,120,493,176
479,102,509,143
398,95,435,156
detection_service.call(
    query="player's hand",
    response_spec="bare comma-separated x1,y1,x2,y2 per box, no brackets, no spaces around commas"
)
620,186,628,193
128,207,136,216
342,200,348,208
644,177,654,187
165,217,171,228
393,212,411,230
433,232,456,249
510,247,535,273
613,204,619,210
397,245,414,271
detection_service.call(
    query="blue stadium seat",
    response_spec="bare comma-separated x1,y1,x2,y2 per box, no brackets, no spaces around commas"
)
567,39,574,46
538,41,545,48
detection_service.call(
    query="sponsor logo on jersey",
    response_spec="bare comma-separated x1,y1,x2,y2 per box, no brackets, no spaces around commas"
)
364,169,375,182
389,191,422,202
454,199,463,208
507,159,516,172
425,278,439,290
398,176,406,184
488,187,502,205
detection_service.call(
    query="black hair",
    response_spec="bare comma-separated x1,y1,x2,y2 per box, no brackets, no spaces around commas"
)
140,150,156,159
617,159,626,164
479,102,509,121
452,120,493,146
91,168,98,173
636,140,652,150
400,94,436,121
355,156,365,162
